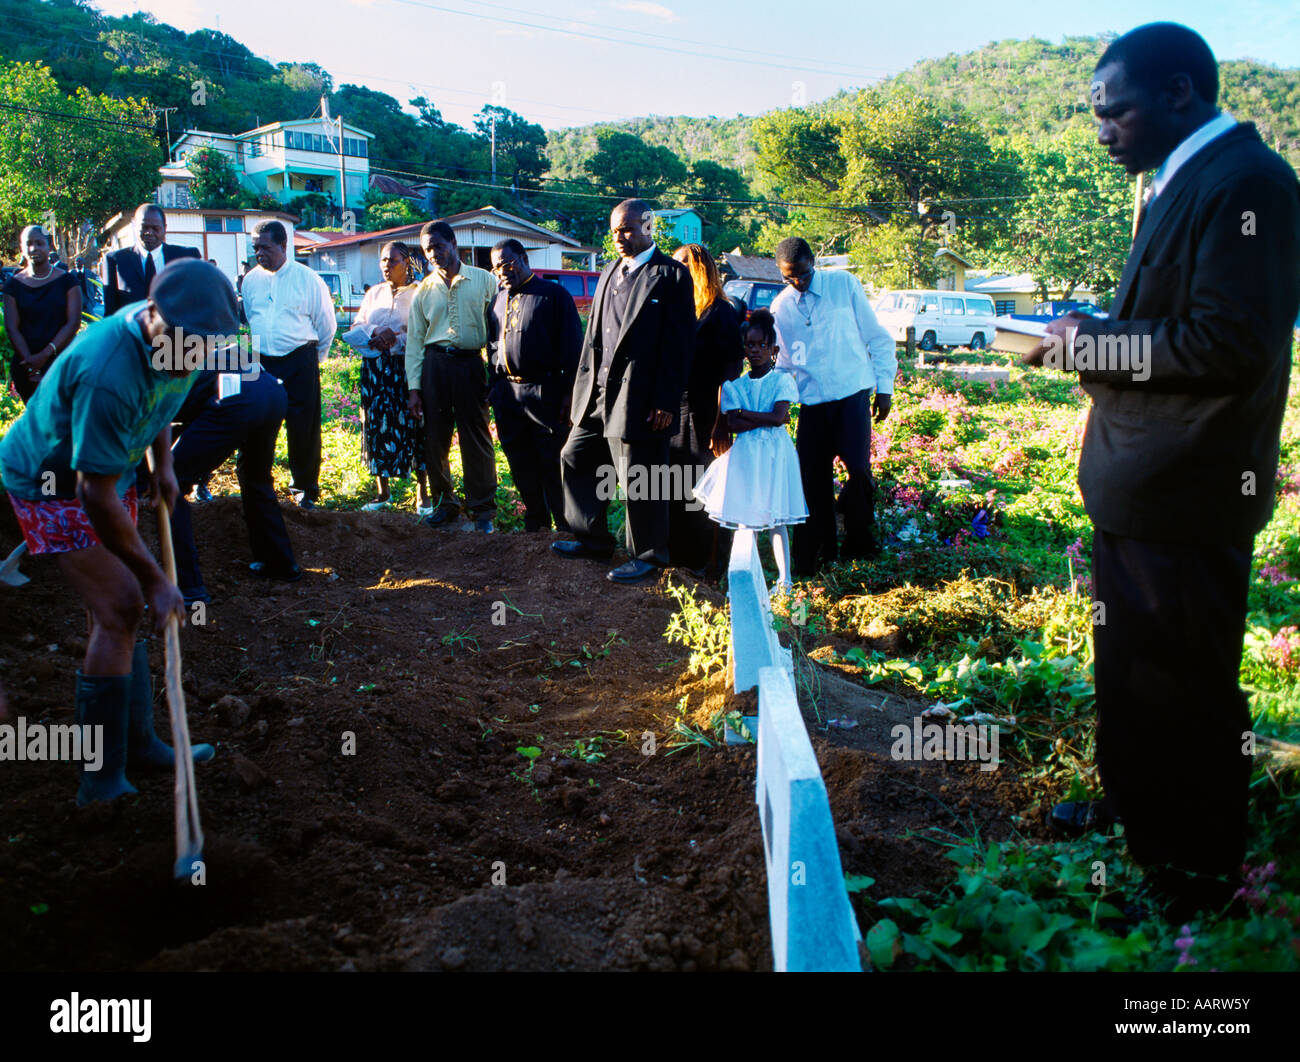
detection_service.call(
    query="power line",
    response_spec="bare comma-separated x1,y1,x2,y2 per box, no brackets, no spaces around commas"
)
371,161,1124,227
0,100,156,131
387,0,892,82
439,0,900,77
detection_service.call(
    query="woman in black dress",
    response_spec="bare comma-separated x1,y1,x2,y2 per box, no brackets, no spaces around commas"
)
668,243,744,573
4,225,81,403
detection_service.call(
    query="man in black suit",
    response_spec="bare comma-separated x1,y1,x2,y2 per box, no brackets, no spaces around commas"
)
103,204,200,314
489,239,583,532
552,199,695,583
1026,22,1300,921
169,368,302,605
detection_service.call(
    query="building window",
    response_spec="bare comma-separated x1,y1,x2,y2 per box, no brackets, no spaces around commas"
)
225,217,244,232
204,217,223,233
994,300,1015,316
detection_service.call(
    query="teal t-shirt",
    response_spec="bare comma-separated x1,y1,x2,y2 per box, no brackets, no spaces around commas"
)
0,307,196,501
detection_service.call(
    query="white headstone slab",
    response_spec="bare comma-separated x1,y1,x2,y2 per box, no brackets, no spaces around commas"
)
727,530,786,692
756,665,863,972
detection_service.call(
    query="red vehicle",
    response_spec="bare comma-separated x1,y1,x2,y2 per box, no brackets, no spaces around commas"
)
532,268,602,313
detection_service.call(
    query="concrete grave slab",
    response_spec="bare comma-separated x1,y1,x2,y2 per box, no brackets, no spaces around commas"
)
756,665,862,972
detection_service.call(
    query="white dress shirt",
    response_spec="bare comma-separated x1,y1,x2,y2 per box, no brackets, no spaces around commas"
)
136,244,165,280
771,268,897,404
618,244,656,279
241,259,337,361
1151,112,1236,199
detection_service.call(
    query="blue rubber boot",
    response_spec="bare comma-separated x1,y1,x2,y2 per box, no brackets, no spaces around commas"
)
75,672,138,806
127,641,215,769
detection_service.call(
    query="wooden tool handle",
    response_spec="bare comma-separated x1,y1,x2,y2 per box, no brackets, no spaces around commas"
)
145,447,204,876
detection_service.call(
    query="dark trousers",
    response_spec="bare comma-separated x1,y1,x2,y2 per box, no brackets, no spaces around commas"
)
667,445,713,570
170,373,297,595
261,342,321,502
490,376,565,531
560,406,670,565
421,350,497,517
1092,529,1253,886
794,388,874,573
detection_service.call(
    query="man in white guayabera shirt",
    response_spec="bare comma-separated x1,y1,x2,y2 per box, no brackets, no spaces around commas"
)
240,220,336,508
771,237,897,575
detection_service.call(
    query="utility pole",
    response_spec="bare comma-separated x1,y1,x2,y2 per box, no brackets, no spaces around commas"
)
490,113,497,186
157,107,178,159
338,114,347,218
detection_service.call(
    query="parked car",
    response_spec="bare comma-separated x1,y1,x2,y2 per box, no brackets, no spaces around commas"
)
314,269,366,327
723,279,784,318
1032,300,1101,317
532,268,601,313
874,289,998,351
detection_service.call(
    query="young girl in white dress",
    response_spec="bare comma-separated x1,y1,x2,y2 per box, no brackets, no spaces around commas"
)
693,308,808,591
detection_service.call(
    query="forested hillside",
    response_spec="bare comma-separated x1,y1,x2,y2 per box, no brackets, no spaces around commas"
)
546,37,1300,171
546,115,758,181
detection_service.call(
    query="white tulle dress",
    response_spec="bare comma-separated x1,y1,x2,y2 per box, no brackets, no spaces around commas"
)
692,369,808,530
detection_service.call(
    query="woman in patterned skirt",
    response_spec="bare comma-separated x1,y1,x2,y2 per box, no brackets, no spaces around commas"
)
353,241,431,513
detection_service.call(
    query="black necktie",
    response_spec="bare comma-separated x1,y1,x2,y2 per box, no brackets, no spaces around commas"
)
143,252,156,286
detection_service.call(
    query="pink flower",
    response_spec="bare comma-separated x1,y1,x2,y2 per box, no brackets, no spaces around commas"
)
1260,562,1292,585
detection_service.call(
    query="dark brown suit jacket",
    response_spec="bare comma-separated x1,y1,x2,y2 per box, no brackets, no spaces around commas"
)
1075,122,1300,545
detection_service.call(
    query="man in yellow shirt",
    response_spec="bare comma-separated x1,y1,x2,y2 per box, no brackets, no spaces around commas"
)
405,221,499,532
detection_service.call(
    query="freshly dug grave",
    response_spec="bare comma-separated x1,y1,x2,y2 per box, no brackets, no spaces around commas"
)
0,497,1037,971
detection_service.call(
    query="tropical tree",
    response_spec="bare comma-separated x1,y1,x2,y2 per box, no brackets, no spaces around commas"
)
988,125,1132,300
187,146,244,208
584,130,688,200
473,105,549,191
0,61,159,260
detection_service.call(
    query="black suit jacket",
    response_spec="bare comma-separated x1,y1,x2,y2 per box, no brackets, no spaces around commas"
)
673,297,743,455
1075,122,1300,545
571,249,696,442
103,243,201,314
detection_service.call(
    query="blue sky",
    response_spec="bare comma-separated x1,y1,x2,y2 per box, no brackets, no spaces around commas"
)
93,0,1300,129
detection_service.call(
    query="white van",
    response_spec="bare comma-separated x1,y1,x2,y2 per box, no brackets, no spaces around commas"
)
873,290,998,351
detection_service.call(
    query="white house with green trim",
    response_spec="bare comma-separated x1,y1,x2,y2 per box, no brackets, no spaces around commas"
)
163,115,373,217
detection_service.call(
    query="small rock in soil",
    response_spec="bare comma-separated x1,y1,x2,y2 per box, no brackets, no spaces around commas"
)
215,695,252,728
232,754,269,791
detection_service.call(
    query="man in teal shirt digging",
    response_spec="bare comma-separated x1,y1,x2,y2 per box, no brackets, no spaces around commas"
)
1,259,237,804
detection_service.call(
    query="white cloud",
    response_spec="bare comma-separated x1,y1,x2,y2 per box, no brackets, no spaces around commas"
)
610,1,681,23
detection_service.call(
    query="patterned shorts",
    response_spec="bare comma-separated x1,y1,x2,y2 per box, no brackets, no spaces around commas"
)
8,488,138,555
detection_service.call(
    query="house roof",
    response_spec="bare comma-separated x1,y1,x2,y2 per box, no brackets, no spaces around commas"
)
368,174,423,200
300,207,584,254
935,247,973,267
966,271,1095,295
653,208,699,219
102,206,298,237
436,206,582,247
298,222,427,252
240,117,374,139
718,251,783,283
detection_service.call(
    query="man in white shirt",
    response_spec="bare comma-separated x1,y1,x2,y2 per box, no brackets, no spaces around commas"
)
240,220,336,508
771,237,896,574
102,205,200,314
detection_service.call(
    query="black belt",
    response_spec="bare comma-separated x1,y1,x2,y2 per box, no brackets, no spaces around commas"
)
428,343,481,356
